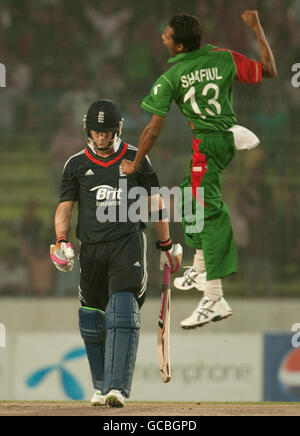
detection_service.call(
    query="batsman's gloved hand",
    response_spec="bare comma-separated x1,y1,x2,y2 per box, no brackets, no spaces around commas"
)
156,238,183,274
50,237,75,272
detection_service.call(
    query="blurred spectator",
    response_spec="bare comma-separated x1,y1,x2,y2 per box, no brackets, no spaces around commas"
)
9,53,32,96
18,234,54,296
124,19,157,96
209,0,254,50
193,2,216,44
93,62,125,101
265,0,297,63
9,199,55,295
85,29,107,75
30,6,60,74
58,71,96,128
17,198,45,246
0,4,7,55
50,111,84,191
0,74,18,137
0,249,30,295
123,102,151,138
84,1,132,62
28,70,61,145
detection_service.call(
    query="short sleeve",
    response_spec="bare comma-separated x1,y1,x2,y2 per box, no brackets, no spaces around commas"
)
59,159,79,203
141,74,174,116
230,50,262,84
137,155,160,194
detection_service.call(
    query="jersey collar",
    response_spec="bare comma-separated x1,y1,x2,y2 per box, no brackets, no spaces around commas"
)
167,44,217,64
87,137,121,155
85,140,128,167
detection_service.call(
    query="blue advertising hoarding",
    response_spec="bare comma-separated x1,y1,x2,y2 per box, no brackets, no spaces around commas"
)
264,333,300,402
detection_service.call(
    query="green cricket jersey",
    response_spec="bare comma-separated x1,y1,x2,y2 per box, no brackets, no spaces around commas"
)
141,44,262,136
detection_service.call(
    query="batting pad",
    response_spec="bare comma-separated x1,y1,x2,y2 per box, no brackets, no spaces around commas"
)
78,307,106,391
102,292,140,398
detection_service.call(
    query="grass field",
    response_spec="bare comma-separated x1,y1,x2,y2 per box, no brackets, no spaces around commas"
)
0,401,299,416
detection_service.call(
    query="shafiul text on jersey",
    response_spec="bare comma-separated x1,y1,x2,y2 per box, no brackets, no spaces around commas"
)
180,68,223,88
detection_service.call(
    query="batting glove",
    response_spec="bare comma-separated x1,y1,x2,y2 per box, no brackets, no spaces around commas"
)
50,237,75,272
157,239,183,274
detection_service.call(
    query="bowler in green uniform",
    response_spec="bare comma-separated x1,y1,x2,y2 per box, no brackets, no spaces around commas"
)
121,11,277,329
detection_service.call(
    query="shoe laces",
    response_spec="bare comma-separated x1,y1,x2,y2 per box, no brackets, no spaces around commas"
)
182,266,198,286
194,297,215,319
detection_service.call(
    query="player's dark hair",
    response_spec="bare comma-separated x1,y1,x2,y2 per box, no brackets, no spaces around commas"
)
169,14,202,52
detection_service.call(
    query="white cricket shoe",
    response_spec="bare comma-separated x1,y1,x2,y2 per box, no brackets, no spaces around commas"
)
90,390,106,406
174,267,206,291
105,389,125,408
180,297,232,329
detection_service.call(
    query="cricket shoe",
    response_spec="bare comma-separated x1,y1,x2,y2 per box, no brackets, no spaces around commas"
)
180,297,232,329
90,390,106,406
174,267,206,291
105,389,125,408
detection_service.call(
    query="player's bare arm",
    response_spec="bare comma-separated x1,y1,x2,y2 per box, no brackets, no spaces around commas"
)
54,200,75,240
242,10,277,78
148,193,182,274
121,115,165,175
148,194,170,242
50,201,75,272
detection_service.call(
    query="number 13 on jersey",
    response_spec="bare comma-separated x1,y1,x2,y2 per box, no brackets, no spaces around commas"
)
184,84,221,119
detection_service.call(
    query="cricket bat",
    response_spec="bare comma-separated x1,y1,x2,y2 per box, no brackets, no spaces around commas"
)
157,264,171,383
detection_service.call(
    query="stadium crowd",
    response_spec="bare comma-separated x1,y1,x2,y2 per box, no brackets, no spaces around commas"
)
0,0,299,297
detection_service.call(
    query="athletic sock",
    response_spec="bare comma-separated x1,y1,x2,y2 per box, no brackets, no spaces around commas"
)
204,278,223,302
193,249,206,274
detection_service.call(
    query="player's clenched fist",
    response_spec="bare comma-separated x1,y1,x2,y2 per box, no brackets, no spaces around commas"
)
157,239,183,273
50,237,75,272
121,159,137,175
241,10,261,29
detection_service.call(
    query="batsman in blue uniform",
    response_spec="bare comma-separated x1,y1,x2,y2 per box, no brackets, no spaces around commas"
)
50,100,182,407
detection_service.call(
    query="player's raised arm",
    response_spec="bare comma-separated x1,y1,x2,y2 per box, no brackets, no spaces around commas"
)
121,114,165,175
242,10,277,78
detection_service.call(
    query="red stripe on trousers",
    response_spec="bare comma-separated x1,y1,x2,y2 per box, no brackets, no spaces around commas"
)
191,138,207,206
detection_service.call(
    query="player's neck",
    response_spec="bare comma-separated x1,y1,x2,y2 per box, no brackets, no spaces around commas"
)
95,147,115,158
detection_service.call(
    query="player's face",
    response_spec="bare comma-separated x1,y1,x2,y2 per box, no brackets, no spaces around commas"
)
91,130,114,153
161,26,182,56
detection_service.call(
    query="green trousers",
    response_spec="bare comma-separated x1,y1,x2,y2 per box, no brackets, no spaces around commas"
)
180,132,238,281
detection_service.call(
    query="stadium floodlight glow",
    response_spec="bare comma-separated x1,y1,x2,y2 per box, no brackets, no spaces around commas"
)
0,63,6,87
